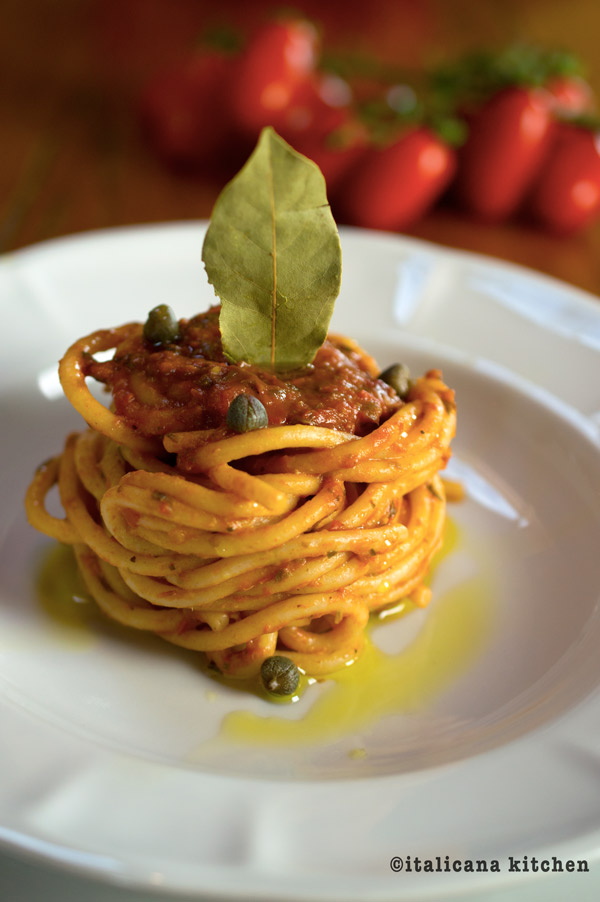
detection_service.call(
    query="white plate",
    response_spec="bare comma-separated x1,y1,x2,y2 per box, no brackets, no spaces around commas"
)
1,224,600,900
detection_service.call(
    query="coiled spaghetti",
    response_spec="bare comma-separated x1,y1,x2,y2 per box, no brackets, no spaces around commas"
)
26,307,456,680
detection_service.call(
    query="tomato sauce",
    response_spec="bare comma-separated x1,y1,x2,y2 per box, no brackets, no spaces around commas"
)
87,306,401,436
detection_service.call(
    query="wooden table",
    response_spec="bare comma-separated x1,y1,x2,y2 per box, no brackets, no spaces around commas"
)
3,0,600,296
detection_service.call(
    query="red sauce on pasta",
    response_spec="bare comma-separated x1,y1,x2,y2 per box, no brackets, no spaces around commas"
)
87,306,401,436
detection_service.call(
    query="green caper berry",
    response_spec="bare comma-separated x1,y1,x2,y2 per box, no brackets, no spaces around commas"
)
379,363,411,400
226,394,268,433
143,304,181,345
260,655,300,696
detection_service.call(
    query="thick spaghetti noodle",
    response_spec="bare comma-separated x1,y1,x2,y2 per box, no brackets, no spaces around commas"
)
26,305,456,684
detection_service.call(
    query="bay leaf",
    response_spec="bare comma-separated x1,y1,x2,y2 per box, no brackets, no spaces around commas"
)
202,127,342,371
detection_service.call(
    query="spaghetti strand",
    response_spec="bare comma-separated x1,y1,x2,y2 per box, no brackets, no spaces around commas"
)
26,310,456,681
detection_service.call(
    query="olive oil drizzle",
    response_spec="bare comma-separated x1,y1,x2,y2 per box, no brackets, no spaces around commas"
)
36,542,97,646
35,517,492,748
220,577,491,746
220,517,494,746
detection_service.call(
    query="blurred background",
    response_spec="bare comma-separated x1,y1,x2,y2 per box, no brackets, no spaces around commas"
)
3,0,600,292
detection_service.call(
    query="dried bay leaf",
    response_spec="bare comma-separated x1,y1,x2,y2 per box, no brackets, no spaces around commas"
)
202,127,342,371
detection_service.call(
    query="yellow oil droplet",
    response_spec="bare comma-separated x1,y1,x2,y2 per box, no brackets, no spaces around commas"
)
349,747,367,760
431,513,461,566
36,543,97,646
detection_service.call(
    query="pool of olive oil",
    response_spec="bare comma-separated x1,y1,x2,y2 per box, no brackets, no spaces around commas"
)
36,517,493,748
35,542,98,646
220,517,494,746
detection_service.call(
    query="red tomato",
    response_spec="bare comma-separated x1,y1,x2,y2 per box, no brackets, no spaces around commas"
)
341,128,456,231
526,123,600,234
229,19,319,137
294,115,369,197
270,73,351,146
140,51,235,169
453,86,554,221
545,75,595,118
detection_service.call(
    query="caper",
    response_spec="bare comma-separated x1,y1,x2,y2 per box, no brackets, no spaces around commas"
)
260,655,300,696
143,304,181,345
226,394,268,433
379,363,411,400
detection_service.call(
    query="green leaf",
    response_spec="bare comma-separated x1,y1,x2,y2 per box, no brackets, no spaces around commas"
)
202,127,342,371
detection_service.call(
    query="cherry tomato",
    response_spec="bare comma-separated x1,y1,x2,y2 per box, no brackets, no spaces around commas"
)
275,73,363,194
229,19,319,137
294,114,369,197
545,75,595,118
266,72,350,148
140,51,235,169
453,86,554,221
526,122,600,234
341,127,456,231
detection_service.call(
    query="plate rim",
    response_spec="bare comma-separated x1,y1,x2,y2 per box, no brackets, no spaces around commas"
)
2,222,600,900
